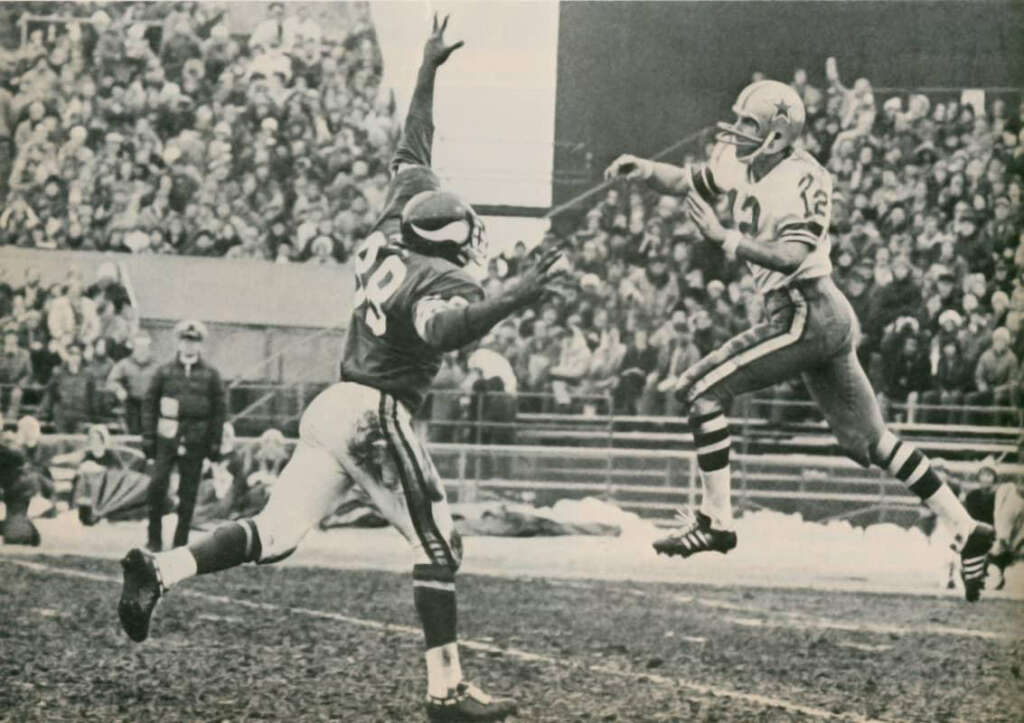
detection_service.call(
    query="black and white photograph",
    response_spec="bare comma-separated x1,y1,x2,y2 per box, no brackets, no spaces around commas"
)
0,1,1021,720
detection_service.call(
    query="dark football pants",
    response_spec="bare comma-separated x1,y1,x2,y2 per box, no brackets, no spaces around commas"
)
148,440,205,548
675,277,886,466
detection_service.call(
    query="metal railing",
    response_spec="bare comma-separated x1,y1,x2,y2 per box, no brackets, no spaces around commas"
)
33,431,1023,525
5,383,1019,444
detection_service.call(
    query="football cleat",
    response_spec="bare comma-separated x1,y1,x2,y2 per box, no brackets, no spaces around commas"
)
958,523,994,602
118,548,164,642
424,681,517,722
654,509,737,559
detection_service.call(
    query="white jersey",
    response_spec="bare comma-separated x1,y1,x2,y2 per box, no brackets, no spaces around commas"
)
693,143,833,294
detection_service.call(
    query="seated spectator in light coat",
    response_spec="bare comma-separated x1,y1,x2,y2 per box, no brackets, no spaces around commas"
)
966,327,1019,424
549,319,593,411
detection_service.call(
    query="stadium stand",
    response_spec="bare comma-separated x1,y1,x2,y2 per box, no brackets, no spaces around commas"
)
0,3,1018,451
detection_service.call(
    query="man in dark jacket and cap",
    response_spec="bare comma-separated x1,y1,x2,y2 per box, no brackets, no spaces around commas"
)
142,320,225,550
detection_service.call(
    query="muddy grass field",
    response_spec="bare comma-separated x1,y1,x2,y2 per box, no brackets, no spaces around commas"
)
1,554,1022,722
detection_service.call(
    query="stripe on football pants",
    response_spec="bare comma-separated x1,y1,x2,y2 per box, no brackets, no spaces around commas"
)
380,394,456,570
687,287,808,403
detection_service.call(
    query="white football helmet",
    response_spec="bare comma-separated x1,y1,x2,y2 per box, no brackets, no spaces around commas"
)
716,80,806,163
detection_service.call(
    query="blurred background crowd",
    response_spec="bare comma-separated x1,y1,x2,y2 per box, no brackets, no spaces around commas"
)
467,62,1024,424
0,2,1020,431
0,1,396,263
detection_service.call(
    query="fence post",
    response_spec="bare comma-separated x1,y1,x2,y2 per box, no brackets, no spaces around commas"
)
605,393,614,485
457,446,472,503
474,392,483,481
688,453,697,509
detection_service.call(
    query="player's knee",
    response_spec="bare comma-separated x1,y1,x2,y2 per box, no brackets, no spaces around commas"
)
250,512,305,564
835,427,882,468
687,395,725,420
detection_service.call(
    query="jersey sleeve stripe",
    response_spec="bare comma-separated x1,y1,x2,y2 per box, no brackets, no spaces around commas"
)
703,166,721,195
779,221,825,236
779,229,819,240
692,165,716,202
779,232,819,247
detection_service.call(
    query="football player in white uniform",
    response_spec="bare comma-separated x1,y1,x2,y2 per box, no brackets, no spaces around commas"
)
606,80,993,601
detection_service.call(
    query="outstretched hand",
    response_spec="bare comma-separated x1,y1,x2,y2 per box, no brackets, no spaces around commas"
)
517,248,570,301
603,154,654,182
424,13,464,67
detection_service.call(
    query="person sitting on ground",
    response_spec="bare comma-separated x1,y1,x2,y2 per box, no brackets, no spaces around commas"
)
0,416,55,545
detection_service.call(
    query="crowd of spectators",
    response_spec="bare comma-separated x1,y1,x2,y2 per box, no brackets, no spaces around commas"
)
0,2,1020,425
0,1,397,263
0,263,136,433
466,60,1024,423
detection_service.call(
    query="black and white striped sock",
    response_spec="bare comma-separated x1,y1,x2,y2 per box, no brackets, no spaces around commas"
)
875,431,940,499
874,431,974,542
691,411,731,473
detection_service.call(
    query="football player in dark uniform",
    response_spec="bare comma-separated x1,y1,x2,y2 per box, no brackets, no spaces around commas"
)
118,17,565,721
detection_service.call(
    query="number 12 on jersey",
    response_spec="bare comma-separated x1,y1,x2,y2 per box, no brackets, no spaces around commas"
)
353,233,407,336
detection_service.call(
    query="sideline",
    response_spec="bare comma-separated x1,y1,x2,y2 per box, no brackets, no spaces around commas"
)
544,580,1019,641
6,557,882,722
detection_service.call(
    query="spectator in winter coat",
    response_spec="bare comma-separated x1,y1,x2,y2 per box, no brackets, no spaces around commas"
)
43,342,95,433
84,339,115,418
1,328,32,420
922,338,971,424
966,327,1019,424
866,255,922,350
881,331,931,421
107,332,158,434
614,327,659,415
46,278,100,350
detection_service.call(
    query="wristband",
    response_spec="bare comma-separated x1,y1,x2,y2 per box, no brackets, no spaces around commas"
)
721,230,742,260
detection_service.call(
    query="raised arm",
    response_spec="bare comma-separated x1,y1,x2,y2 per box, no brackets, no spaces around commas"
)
391,14,464,172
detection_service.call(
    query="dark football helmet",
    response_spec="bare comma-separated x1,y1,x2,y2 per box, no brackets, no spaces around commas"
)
400,190,487,267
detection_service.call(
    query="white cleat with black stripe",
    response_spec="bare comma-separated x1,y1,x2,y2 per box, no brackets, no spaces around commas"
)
425,681,517,722
958,522,995,603
653,509,737,559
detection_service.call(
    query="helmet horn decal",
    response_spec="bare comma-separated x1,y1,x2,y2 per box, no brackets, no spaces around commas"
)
409,219,472,243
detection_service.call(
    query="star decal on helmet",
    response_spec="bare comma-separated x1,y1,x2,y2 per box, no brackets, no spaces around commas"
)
774,100,790,120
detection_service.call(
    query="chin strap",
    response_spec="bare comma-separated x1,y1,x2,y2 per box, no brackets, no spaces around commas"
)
737,130,779,164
